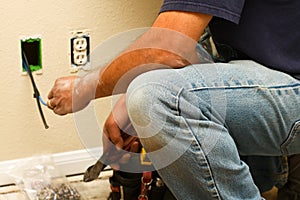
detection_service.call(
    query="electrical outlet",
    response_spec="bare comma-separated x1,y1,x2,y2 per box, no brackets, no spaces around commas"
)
73,37,88,51
73,51,88,65
70,31,90,71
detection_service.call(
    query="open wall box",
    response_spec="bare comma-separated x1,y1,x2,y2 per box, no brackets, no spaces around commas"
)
20,36,42,73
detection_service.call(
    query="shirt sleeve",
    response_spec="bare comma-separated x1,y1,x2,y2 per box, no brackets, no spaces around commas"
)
160,0,246,24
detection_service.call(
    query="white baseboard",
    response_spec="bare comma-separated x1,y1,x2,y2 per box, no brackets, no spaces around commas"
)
0,148,102,186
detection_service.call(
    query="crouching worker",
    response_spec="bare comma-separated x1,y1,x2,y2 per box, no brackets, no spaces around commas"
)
47,0,300,199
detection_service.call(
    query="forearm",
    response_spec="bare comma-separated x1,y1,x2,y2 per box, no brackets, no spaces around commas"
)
93,11,212,98
95,47,194,98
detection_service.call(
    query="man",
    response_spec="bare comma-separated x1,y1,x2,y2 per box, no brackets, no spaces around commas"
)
47,0,300,199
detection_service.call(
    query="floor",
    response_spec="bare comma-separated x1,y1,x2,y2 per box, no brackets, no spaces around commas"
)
0,169,279,200
0,170,112,200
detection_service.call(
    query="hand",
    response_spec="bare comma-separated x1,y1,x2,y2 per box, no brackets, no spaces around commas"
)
47,75,94,115
102,94,141,169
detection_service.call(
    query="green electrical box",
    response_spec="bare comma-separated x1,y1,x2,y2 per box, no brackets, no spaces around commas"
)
21,37,42,72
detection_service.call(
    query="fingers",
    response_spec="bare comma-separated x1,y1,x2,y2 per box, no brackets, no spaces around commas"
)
47,88,54,100
102,94,142,168
47,99,54,109
103,114,141,168
111,94,132,133
104,113,125,149
46,76,76,115
119,140,141,164
46,96,68,115
47,76,94,115
105,140,141,170
47,80,62,112
129,140,141,153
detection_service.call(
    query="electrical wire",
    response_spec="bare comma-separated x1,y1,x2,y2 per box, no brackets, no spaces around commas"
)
22,51,49,129
38,96,47,106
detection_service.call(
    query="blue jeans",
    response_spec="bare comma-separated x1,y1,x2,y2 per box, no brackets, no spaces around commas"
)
126,60,300,199
241,155,288,192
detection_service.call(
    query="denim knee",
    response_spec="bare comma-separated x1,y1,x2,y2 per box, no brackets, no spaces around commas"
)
127,71,164,134
126,70,180,149
127,72,158,122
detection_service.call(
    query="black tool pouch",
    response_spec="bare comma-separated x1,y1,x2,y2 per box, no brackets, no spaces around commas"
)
108,171,141,200
108,170,175,200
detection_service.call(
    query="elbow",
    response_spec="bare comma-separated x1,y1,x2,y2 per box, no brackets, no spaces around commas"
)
156,49,199,69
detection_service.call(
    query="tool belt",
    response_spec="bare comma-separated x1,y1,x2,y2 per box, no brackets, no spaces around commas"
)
108,170,175,200
83,148,176,200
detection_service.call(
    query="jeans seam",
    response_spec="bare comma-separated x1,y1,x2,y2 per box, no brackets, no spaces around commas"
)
175,87,221,199
188,85,260,92
187,83,300,92
175,87,184,116
281,121,300,155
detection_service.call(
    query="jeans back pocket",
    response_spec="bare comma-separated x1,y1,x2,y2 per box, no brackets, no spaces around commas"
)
281,120,300,155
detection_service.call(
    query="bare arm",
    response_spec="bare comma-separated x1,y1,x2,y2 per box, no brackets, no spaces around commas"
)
48,11,212,115
96,11,212,97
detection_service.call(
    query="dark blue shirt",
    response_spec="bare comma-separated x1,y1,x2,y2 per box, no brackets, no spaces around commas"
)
160,0,300,75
